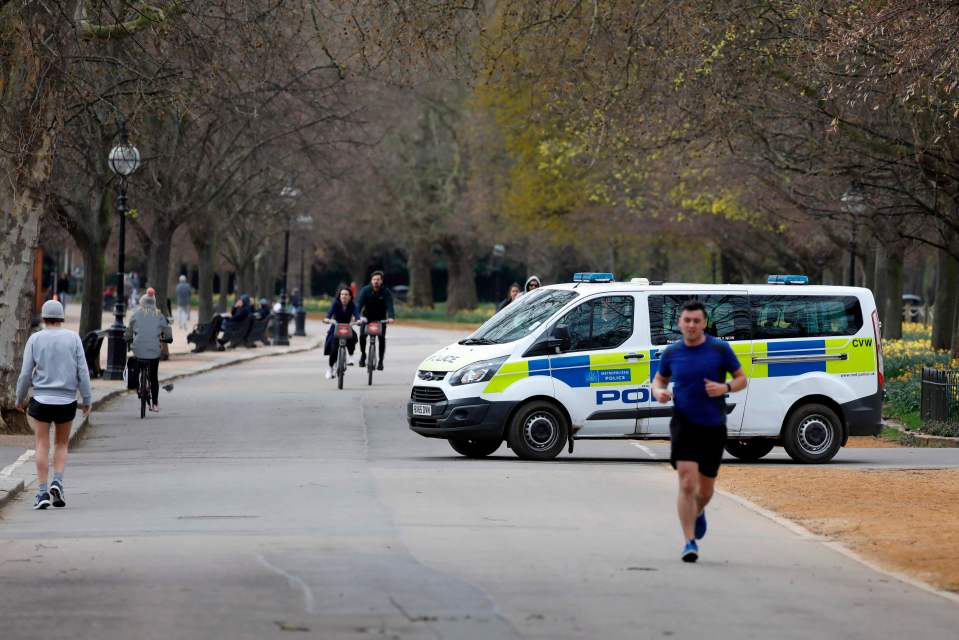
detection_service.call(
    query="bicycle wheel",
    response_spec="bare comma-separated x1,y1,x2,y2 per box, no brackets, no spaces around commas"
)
367,339,375,386
337,345,346,390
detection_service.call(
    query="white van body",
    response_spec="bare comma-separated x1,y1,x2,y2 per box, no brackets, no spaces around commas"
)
408,281,883,463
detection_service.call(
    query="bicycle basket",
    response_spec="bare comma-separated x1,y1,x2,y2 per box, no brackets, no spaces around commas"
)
366,322,382,335
335,323,352,337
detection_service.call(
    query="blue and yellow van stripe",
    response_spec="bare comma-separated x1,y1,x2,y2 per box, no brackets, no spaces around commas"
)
481,338,876,394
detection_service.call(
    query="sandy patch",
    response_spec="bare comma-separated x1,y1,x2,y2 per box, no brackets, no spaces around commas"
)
720,467,959,592
843,436,902,448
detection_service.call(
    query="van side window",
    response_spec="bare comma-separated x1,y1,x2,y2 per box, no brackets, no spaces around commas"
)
556,295,634,351
648,295,750,345
751,295,863,339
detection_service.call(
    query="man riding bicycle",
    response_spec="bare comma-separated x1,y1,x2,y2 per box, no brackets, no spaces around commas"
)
323,286,360,380
356,270,395,370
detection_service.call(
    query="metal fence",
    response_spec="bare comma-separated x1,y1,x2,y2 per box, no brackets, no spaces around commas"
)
920,367,959,423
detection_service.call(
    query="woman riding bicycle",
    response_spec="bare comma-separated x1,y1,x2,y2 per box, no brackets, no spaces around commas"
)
125,288,171,412
323,286,360,380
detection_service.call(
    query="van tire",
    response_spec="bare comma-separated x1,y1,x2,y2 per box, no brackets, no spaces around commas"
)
724,439,775,462
782,403,842,463
508,401,569,460
449,437,502,458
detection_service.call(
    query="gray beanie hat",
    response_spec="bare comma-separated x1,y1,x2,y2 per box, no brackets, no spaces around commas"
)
41,299,65,320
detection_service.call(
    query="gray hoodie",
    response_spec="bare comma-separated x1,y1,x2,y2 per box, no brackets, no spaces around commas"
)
125,295,171,359
16,328,92,406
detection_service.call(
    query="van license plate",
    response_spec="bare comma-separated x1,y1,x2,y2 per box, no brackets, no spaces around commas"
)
412,403,432,416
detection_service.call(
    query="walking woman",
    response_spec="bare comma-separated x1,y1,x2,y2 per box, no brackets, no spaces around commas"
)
125,288,171,412
15,300,92,510
323,286,360,379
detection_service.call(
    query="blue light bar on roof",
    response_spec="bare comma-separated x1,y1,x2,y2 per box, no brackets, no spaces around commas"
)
573,272,615,283
767,274,809,285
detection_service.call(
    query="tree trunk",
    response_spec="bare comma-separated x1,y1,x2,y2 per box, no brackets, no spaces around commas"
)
872,243,887,324
217,270,230,312
0,9,71,431
409,238,434,307
146,225,175,317
254,249,276,301
78,240,107,337
193,232,216,322
443,238,477,314
236,261,255,298
864,242,878,294
882,245,904,340
932,247,958,350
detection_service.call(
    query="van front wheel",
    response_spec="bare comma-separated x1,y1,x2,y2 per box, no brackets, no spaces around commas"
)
724,439,775,462
508,401,568,460
782,403,842,463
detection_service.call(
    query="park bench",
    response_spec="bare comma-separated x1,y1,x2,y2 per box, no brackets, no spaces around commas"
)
245,313,272,347
82,330,107,378
186,314,223,353
217,314,253,350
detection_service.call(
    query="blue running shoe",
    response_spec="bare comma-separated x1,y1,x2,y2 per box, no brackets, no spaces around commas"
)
682,540,698,563
695,511,707,540
49,480,66,508
34,492,51,510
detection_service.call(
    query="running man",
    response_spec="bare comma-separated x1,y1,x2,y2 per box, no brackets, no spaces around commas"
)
651,299,747,562
15,300,92,510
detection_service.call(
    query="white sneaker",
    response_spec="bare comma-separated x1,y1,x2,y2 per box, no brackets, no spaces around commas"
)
348,357,355,367
325,368,333,380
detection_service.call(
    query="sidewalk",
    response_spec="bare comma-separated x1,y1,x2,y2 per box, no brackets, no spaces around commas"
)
0,305,324,509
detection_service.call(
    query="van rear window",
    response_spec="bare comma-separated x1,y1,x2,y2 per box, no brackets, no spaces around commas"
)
751,295,863,340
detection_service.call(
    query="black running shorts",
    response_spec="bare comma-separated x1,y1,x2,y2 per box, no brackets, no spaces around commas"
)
669,411,727,478
27,399,78,425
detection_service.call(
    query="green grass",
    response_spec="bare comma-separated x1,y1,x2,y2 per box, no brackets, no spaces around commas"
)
395,302,495,325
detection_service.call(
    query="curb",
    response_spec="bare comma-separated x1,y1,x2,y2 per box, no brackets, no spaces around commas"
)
0,339,320,512
717,487,959,606
884,418,959,448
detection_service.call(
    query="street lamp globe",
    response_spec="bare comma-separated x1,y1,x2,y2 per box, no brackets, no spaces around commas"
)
841,181,866,215
108,141,141,177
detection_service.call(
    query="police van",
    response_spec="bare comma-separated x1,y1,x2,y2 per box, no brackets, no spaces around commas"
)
407,274,883,463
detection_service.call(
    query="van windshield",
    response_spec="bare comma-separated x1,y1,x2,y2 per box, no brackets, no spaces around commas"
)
461,289,579,345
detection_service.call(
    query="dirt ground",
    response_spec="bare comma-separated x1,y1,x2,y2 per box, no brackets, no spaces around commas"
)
721,443,959,593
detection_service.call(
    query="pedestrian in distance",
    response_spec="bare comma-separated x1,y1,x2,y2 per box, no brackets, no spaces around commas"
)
125,290,171,413
522,275,541,295
15,300,92,510
650,299,747,563
356,270,395,370
175,274,192,331
496,282,522,312
323,286,360,379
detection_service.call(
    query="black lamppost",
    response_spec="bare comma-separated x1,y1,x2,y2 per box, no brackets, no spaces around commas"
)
104,122,141,380
293,213,313,337
275,184,300,346
841,181,866,287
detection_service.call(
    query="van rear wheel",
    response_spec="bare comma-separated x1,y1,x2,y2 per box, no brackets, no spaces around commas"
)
782,403,842,463
508,401,568,461
724,439,775,462
449,437,502,458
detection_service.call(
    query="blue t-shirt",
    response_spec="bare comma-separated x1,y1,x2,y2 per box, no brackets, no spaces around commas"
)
658,335,742,427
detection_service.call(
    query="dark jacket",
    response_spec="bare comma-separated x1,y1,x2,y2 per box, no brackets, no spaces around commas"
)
324,300,359,355
496,297,513,312
356,284,395,322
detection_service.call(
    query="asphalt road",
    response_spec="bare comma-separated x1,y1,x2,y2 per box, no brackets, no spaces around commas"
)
1,326,957,639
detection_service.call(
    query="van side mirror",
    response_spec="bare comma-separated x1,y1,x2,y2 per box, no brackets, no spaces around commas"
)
550,325,571,352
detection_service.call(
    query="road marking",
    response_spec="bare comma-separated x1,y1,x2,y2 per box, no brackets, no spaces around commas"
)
256,554,315,613
631,443,656,458
0,450,35,478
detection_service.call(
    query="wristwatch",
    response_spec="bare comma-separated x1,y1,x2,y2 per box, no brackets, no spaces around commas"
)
725,382,732,393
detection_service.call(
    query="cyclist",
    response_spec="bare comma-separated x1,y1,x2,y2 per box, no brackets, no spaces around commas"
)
356,270,395,370
125,288,171,412
522,275,541,295
496,282,521,312
323,286,360,379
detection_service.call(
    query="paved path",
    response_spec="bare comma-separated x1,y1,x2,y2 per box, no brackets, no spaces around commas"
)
0,325,957,638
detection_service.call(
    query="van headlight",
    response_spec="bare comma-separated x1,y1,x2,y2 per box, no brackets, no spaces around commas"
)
449,357,507,386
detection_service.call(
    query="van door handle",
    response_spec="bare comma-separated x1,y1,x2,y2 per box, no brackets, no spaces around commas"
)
624,353,645,360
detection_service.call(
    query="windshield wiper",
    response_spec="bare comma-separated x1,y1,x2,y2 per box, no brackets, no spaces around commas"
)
459,337,497,345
